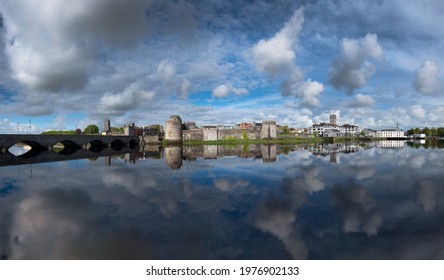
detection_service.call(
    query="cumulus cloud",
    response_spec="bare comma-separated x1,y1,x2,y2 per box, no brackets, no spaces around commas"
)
212,84,249,99
414,179,438,212
254,180,308,259
100,83,155,113
1,0,151,92
251,7,324,107
178,79,191,99
328,33,383,94
413,60,442,95
155,59,176,83
330,181,382,236
344,93,375,108
251,8,303,78
409,105,426,119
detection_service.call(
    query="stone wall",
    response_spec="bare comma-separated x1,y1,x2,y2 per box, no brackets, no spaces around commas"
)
183,129,203,141
203,128,218,141
217,128,261,141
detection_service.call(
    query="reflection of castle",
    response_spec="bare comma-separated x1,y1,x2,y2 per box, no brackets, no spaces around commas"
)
163,144,278,169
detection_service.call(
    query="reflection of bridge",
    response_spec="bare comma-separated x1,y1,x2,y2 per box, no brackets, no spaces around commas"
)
0,134,139,151
0,145,138,167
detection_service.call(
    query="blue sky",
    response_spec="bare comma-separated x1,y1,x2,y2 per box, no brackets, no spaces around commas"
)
0,0,443,133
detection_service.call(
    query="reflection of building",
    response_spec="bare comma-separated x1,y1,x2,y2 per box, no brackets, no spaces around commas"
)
309,143,359,157
165,145,182,169
261,145,277,162
376,140,405,148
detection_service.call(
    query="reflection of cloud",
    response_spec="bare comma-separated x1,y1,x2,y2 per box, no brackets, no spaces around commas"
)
9,189,92,259
102,167,157,197
294,166,325,193
254,179,307,259
353,166,376,180
414,179,438,212
407,154,426,169
330,181,382,236
213,178,249,192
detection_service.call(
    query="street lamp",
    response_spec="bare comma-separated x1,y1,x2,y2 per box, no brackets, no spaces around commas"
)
29,120,31,134
17,122,19,134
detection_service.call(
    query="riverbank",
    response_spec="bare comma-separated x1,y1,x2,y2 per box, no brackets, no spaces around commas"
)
160,136,388,146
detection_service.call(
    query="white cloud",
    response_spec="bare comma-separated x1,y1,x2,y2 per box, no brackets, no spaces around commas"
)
409,105,426,119
156,59,176,83
328,33,383,94
212,84,229,98
251,8,303,78
250,7,324,107
100,83,155,113
178,79,191,99
212,84,249,99
1,0,150,92
345,93,375,108
413,60,441,95
295,80,324,107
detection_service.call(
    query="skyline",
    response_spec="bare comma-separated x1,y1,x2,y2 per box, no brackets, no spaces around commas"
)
1,0,444,133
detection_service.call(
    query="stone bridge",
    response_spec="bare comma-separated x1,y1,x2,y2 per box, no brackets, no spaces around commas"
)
0,134,139,151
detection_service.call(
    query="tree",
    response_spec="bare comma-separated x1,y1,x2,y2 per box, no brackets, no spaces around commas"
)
83,124,99,135
282,125,289,134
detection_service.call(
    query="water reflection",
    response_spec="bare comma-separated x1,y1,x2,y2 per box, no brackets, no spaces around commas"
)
1,141,444,259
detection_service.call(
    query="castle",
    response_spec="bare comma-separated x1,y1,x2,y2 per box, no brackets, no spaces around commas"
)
164,115,277,143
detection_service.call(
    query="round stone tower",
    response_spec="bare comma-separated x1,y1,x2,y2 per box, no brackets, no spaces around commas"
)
165,115,183,143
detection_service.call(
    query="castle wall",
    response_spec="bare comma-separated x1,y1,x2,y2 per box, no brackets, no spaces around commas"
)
203,128,218,141
217,128,261,141
183,129,203,141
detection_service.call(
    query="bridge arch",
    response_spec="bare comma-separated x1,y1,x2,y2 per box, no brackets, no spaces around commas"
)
8,141,45,158
86,140,106,152
110,139,124,151
52,141,80,155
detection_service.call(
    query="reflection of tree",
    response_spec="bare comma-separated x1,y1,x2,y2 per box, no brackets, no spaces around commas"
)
414,179,438,212
254,179,308,259
330,180,382,236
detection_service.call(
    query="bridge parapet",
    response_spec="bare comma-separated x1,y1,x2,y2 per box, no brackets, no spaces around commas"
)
0,134,139,151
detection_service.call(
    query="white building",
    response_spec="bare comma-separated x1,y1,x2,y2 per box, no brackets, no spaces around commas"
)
376,129,405,139
308,123,360,136
308,114,360,136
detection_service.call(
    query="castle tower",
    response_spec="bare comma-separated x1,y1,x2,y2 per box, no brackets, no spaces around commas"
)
165,115,183,143
330,114,337,126
104,118,111,134
261,120,277,140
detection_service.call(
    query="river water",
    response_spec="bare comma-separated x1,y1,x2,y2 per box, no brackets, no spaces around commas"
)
1,141,444,259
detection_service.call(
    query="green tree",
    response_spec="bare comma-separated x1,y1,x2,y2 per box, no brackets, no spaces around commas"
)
83,124,99,135
282,125,289,134
423,127,431,137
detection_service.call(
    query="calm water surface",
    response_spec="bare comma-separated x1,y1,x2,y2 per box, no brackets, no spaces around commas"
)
1,141,444,259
